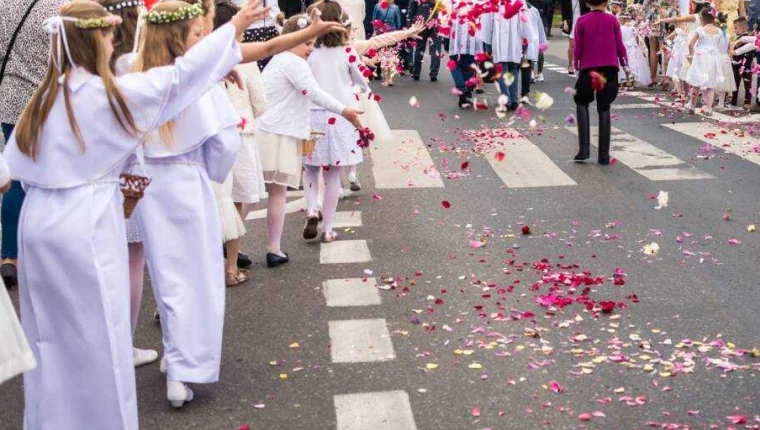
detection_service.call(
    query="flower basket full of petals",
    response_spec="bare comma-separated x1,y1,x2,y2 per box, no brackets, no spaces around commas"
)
357,127,375,149
120,173,151,218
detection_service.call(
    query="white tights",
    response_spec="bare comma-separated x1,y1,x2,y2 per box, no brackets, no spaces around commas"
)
266,183,287,256
303,165,342,234
128,243,145,336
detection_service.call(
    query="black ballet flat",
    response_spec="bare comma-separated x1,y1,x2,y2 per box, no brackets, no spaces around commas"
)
1,263,18,288
266,252,290,268
237,252,253,269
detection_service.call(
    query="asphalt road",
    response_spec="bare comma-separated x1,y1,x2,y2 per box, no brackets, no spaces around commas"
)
1,37,759,429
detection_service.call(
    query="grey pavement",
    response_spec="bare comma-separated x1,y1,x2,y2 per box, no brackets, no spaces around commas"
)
1,36,759,429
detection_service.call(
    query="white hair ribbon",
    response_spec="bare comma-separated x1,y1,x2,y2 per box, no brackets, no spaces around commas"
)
132,8,147,52
43,16,78,83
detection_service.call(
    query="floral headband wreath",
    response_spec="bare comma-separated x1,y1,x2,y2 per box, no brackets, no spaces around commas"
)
143,1,205,24
106,0,145,12
42,14,123,82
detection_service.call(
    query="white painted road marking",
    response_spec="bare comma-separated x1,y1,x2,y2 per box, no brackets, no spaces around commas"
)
566,126,714,181
483,129,577,188
323,278,381,307
320,240,372,264
663,122,760,167
329,319,395,363
332,211,363,228
370,130,444,189
334,391,418,430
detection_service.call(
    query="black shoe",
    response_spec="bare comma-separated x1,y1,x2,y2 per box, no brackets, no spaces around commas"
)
1,263,17,288
237,252,253,269
507,103,519,111
574,104,591,161
475,89,484,94
458,94,472,108
303,215,320,240
412,75,420,81
430,77,438,82
598,109,611,165
266,252,290,268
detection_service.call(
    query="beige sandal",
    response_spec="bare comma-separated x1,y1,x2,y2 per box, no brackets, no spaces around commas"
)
226,270,250,287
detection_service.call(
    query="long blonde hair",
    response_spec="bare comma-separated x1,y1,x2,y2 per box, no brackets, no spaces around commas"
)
14,0,138,159
133,1,200,144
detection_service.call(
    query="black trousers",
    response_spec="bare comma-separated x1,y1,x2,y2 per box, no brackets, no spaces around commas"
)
574,67,619,112
521,60,533,96
731,63,753,106
411,28,441,79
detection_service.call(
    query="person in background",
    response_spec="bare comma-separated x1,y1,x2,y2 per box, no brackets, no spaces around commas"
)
364,0,377,37
0,0,68,289
280,0,317,18
373,0,402,30
610,0,624,15
240,0,283,71
407,0,443,82
545,0,555,36
560,0,588,74
448,0,484,107
572,0,629,165
525,1,547,88
730,17,756,108
338,0,367,40
749,0,760,29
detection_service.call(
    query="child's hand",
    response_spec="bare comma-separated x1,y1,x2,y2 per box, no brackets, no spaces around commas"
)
232,0,271,38
341,108,364,129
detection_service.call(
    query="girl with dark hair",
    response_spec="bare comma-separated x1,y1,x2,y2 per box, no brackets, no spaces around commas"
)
684,6,728,115
303,0,367,243
572,0,629,165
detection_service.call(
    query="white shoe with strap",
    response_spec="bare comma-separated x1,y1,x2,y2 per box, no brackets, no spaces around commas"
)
133,348,159,367
167,381,194,408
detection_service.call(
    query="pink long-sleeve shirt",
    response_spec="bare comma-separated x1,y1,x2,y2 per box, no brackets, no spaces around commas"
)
573,11,628,71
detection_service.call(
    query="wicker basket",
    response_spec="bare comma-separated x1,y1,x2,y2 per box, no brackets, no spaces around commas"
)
301,131,324,156
120,173,151,218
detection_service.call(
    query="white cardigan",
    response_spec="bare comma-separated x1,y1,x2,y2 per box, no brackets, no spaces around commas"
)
256,52,346,140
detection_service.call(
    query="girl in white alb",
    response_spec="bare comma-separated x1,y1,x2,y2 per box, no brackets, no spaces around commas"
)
619,15,652,87
4,2,257,428
256,14,362,267
303,0,368,243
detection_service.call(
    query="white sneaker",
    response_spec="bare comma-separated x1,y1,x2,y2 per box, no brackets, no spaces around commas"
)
536,73,545,82
167,381,194,408
133,348,159,367
348,172,361,191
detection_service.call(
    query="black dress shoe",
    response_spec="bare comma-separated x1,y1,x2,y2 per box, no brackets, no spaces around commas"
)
266,252,290,268
430,77,438,82
237,252,253,268
412,75,420,81
1,263,17,288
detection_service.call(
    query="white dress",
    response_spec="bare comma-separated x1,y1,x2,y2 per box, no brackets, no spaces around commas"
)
3,23,242,430
477,9,536,63
226,62,267,204
666,28,688,79
133,84,240,384
686,27,726,89
678,15,702,81
620,25,652,86
715,33,737,92
338,0,367,40
307,46,369,167
0,154,36,386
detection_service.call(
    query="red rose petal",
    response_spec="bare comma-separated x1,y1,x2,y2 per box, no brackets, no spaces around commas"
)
441,200,451,209
328,117,337,125
494,151,505,162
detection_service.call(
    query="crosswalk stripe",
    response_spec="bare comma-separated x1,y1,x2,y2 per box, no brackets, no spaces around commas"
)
484,129,577,188
329,319,395,363
334,391,417,430
615,103,660,109
370,130,444,189
320,240,372,264
621,91,760,123
566,126,714,181
662,122,760,167
333,211,362,228
323,278,381,307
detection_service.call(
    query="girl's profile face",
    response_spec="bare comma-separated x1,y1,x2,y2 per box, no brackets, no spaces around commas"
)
185,18,205,49
291,38,315,59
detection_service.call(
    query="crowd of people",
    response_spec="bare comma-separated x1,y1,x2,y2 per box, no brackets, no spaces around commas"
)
0,0,758,429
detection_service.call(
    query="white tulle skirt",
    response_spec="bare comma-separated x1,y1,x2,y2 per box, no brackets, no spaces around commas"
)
620,44,652,87
715,53,737,93
212,173,246,242
231,134,266,204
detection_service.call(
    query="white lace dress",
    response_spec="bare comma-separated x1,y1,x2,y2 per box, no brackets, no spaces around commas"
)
686,27,725,89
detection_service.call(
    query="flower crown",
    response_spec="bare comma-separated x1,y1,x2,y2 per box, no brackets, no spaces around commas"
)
74,15,124,29
144,1,205,25
106,0,145,12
